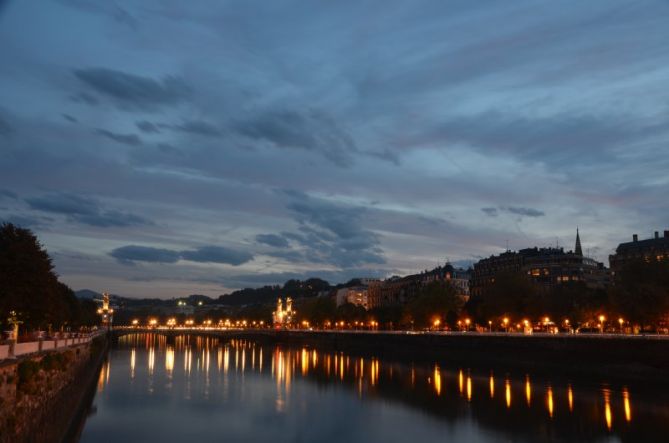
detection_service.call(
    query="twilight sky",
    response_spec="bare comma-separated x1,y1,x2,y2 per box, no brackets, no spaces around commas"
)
1,0,668,298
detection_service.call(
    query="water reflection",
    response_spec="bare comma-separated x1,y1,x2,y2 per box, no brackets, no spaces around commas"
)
81,334,669,443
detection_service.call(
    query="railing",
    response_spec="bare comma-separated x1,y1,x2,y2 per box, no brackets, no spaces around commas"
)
0,330,107,361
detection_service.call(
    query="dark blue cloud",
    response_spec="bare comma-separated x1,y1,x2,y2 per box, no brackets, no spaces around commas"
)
255,233,290,248
110,244,253,266
136,121,160,133
110,245,180,264
236,109,357,167
503,207,545,218
180,246,253,265
0,189,18,200
280,192,385,267
74,67,190,110
95,129,142,146
25,193,152,227
160,120,222,137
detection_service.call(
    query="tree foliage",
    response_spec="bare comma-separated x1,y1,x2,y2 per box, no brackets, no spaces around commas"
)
403,281,463,328
0,223,99,330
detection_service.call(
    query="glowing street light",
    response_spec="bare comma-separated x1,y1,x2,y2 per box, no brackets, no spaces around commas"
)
131,319,139,327
502,317,509,332
598,315,606,333
618,317,624,333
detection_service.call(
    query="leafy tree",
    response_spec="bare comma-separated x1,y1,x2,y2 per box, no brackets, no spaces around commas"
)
468,271,537,323
609,259,669,328
403,281,462,328
0,223,99,331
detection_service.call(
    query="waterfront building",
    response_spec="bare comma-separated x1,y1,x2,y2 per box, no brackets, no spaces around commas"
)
609,230,669,272
366,263,471,309
471,230,607,297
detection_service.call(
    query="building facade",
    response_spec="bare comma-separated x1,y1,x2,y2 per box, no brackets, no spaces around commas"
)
609,230,669,272
471,230,608,297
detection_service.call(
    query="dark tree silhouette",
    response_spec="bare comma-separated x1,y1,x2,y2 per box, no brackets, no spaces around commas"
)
0,223,99,331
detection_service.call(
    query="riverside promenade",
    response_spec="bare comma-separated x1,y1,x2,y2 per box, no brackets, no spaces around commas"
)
0,330,107,361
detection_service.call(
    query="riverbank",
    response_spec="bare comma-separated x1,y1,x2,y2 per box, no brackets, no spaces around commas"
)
0,335,108,443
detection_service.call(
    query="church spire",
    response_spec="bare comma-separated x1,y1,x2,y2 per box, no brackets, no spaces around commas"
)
575,228,583,256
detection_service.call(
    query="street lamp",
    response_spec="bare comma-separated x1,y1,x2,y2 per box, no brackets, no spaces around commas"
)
618,317,624,334
503,317,509,332
598,315,606,333
488,320,492,332
464,318,471,331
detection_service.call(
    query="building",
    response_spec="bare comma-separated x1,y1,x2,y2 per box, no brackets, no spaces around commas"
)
471,230,607,297
272,297,294,328
345,286,370,309
609,230,669,272
366,263,471,309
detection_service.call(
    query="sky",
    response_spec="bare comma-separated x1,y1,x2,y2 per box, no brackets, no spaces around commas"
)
1,0,668,298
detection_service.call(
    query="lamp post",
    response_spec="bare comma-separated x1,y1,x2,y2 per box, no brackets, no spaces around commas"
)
7,310,22,343
503,317,509,333
97,292,114,332
618,317,624,334
598,315,606,334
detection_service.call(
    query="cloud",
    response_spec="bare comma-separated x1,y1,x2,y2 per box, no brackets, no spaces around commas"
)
278,191,386,267
0,114,12,137
180,246,253,265
136,121,160,133
481,207,498,217
95,129,142,146
110,244,253,266
73,68,190,110
503,206,545,217
73,210,152,228
26,193,98,216
70,92,99,106
236,109,357,167
0,214,51,229
62,114,77,123
255,233,290,248
160,120,222,137
25,192,152,227
58,0,139,30
110,245,180,264
0,189,18,200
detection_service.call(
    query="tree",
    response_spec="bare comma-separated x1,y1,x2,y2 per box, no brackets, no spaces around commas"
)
468,271,537,323
403,281,462,328
609,259,669,328
0,223,98,330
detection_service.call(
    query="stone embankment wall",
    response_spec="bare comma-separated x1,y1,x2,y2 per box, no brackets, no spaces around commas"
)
0,337,106,443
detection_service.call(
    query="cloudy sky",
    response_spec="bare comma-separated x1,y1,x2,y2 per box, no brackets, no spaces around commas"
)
1,0,668,298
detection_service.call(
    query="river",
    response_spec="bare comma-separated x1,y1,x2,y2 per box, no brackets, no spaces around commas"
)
76,333,668,442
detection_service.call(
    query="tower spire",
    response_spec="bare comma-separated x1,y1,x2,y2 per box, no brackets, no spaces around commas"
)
575,228,583,256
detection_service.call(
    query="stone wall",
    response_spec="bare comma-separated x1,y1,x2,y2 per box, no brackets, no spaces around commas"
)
0,337,106,443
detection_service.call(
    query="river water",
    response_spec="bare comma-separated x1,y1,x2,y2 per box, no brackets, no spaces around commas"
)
77,333,668,443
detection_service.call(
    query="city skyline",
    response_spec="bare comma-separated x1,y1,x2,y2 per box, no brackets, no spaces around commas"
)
2,1,669,298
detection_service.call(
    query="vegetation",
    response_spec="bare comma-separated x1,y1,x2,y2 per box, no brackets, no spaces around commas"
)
466,258,669,330
0,223,100,332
